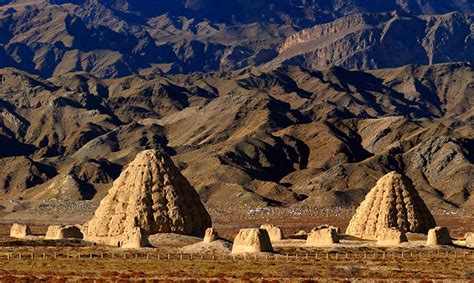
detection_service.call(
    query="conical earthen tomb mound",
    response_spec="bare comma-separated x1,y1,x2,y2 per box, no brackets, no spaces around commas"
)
86,149,212,246
346,171,436,239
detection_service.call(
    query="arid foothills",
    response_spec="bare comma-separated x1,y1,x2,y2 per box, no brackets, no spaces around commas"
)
0,0,472,281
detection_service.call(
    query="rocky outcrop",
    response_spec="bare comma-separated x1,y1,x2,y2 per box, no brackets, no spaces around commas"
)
306,227,339,247
377,227,408,246
346,172,436,239
260,224,284,242
232,229,273,254
86,149,212,246
203,228,218,243
10,224,32,239
427,227,452,245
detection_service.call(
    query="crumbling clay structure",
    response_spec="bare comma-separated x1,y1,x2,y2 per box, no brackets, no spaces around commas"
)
58,226,84,239
260,224,284,241
10,224,32,239
85,149,212,247
232,228,273,254
306,227,339,246
427,227,452,245
377,227,408,246
121,227,150,249
45,225,62,239
203,228,218,243
46,225,84,240
346,172,436,239
465,232,474,248
312,225,341,234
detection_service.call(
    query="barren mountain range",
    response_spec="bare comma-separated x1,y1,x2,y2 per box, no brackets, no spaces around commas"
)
0,62,472,215
0,0,472,221
0,0,472,77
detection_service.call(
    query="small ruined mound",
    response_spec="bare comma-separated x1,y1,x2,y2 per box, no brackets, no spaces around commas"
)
46,225,84,240
312,225,341,234
45,225,62,240
10,224,32,239
346,172,436,239
427,227,452,245
260,224,284,242
121,227,150,249
203,228,218,243
465,233,474,248
57,226,84,240
232,229,273,254
306,227,339,247
86,149,212,247
377,228,408,246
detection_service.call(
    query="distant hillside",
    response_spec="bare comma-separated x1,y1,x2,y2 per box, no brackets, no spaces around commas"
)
0,63,472,214
0,0,471,78
267,11,473,70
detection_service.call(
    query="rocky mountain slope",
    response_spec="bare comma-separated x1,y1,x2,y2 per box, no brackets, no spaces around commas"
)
0,62,472,217
268,11,473,70
0,0,472,78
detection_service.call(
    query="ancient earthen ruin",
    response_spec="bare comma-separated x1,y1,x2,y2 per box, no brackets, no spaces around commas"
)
427,227,452,245
311,225,341,234
306,227,339,246
346,172,436,239
121,227,150,249
260,224,284,241
377,227,408,246
10,224,32,239
45,225,62,240
85,149,212,247
232,228,273,254
203,228,219,243
465,233,473,248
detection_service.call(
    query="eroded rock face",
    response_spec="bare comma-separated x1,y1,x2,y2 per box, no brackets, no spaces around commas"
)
10,224,32,239
260,224,284,242
203,228,218,243
232,229,273,254
306,228,339,247
274,12,473,71
346,172,436,239
86,149,212,246
427,227,452,245
377,227,408,246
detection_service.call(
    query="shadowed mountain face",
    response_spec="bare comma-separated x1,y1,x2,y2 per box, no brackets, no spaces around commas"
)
50,0,474,24
0,0,471,78
0,63,471,214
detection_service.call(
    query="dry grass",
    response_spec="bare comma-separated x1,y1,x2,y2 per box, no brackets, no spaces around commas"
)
0,245,472,281
0,221,472,281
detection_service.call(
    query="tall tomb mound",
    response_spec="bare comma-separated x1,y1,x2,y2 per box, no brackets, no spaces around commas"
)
346,172,436,239
86,149,212,247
